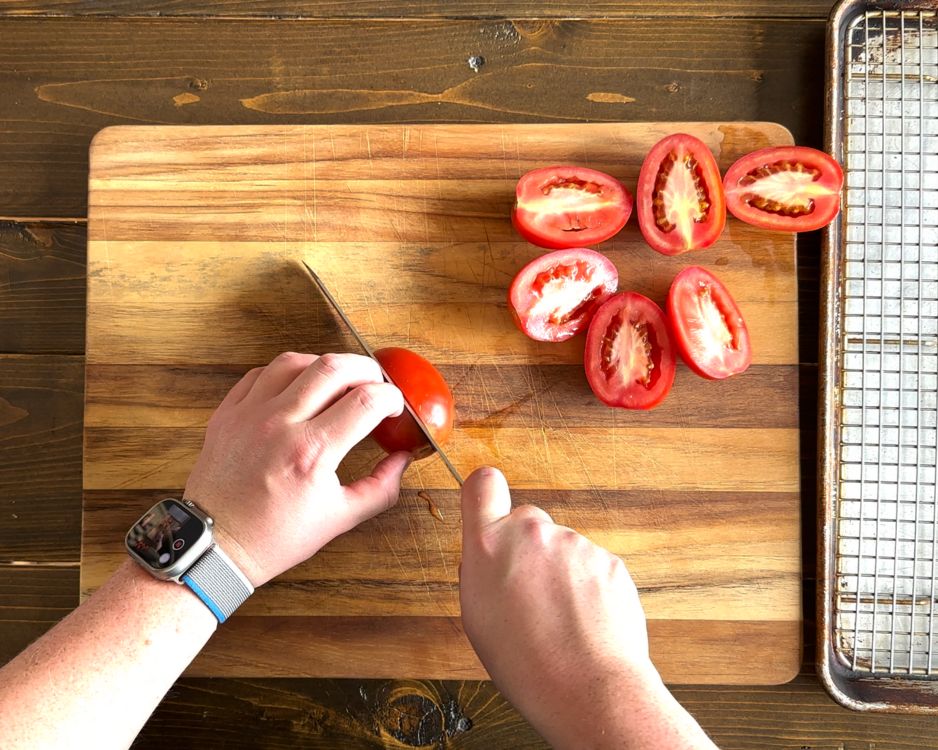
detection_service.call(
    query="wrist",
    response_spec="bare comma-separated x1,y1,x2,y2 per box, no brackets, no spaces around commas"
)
209,523,266,589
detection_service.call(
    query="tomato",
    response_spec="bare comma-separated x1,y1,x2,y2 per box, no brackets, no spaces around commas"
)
584,292,676,410
667,267,752,380
508,248,619,342
636,133,726,256
512,166,633,249
722,146,844,232
370,347,455,458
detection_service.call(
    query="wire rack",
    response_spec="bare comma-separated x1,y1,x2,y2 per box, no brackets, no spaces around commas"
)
834,7,938,676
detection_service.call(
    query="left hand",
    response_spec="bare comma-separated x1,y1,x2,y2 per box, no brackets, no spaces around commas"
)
184,351,411,587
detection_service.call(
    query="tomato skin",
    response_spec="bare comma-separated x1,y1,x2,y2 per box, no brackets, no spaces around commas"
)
584,292,676,410
370,347,455,458
723,146,844,232
508,248,619,342
512,166,633,249
636,134,726,256
667,267,752,380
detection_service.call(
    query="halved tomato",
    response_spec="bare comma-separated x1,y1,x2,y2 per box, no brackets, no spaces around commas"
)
667,267,752,380
370,347,455,459
584,292,676,410
512,166,633,249
509,248,619,342
723,146,843,232
636,134,726,255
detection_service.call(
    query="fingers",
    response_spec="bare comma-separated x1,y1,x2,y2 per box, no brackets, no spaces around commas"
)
311,381,405,464
460,466,513,540
276,353,386,422
218,366,264,408
342,451,412,527
246,352,319,403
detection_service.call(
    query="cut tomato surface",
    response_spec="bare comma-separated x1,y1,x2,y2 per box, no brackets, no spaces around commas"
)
636,134,726,255
509,248,619,342
584,292,676,410
370,347,455,458
512,166,633,249
723,146,844,232
667,266,752,380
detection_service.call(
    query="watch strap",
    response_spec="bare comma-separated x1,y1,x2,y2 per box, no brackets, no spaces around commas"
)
181,544,254,623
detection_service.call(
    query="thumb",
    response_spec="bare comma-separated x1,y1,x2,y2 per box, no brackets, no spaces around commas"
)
461,466,512,541
343,451,412,527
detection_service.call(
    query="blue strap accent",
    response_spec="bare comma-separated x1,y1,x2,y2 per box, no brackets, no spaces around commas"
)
182,574,227,623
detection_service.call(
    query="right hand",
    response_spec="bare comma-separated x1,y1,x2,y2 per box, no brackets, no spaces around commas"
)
459,467,660,745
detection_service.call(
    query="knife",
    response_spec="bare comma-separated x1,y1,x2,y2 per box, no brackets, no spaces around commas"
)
300,260,464,487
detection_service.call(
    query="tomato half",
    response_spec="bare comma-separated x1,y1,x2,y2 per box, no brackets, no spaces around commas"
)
723,146,844,232
584,292,676,410
508,248,619,342
636,134,726,256
370,347,455,458
512,166,633,249
667,267,752,380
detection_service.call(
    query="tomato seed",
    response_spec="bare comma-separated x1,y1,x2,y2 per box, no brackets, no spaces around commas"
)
532,260,593,298
541,177,603,196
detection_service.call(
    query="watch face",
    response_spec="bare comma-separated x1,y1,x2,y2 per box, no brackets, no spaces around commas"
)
126,500,207,571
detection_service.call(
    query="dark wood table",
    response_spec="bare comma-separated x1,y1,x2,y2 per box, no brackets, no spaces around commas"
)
3,2,938,746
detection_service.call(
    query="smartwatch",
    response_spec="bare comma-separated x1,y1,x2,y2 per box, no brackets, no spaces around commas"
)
125,498,254,623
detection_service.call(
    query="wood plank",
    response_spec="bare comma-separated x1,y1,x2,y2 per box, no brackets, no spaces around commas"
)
82,425,801,492
0,1,838,19
0,355,83,563
84,364,800,429
133,671,938,750
0,566,79,663
0,221,86,354
83,488,801,620
177,616,800,684
0,17,826,219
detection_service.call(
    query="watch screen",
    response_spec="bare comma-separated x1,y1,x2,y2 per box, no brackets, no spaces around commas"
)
126,500,206,570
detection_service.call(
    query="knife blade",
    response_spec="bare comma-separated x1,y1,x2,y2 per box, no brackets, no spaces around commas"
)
300,260,464,487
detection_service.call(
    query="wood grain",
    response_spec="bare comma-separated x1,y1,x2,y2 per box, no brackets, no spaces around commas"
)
0,355,83,562
0,0,838,19
0,17,826,219
84,488,801,620
0,221,86,354
81,121,801,683
130,671,938,750
0,566,79,663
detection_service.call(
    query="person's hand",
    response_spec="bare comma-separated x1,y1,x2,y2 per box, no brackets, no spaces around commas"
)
184,352,411,587
459,467,666,748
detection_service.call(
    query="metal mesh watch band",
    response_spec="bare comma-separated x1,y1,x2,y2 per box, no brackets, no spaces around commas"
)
181,544,254,623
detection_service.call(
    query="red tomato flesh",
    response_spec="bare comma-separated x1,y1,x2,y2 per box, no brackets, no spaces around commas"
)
584,292,676,410
723,146,844,232
667,267,752,380
370,347,455,458
512,166,633,249
509,248,619,342
636,134,726,256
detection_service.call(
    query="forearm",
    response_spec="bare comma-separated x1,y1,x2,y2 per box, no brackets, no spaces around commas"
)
520,661,719,750
0,560,216,750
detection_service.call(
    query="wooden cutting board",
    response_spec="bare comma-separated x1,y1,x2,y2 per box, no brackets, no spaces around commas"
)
82,123,801,684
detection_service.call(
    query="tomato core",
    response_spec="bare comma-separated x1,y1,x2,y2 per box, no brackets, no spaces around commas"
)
600,312,656,388
652,151,713,237
737,160,828,218
530,260,606,326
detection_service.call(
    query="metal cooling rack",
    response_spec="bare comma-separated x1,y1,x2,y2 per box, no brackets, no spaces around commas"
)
828,4,938,686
